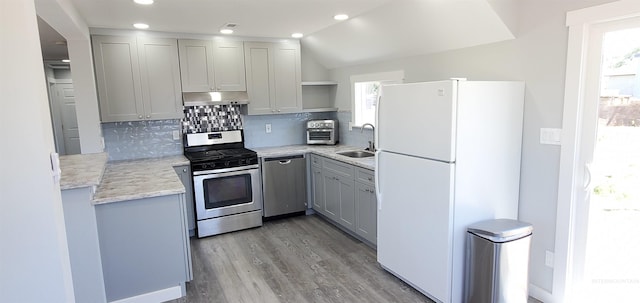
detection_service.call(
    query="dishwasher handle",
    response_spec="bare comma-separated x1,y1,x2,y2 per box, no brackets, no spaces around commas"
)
263,154,305,163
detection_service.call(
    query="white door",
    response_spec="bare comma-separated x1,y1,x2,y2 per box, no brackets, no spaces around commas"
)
49,82,80,155
572,18,640,302
376,151,454,302
377,81,457,162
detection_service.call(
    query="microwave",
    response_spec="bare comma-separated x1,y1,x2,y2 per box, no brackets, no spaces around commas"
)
306,120,338,145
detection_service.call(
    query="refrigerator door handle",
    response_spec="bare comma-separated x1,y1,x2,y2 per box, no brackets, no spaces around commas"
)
375,150,382,210
375,94,381,150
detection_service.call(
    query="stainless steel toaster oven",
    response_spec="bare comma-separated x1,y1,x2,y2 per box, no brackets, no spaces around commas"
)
306,119,338,145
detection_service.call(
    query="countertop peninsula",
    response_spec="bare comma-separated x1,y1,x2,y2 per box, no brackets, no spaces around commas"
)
92,155,189,204
60,152,109,190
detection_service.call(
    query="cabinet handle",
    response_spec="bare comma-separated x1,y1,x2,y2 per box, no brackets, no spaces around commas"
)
138,115,143,119
368,177,373,181
272,109,276,113
277,109,281,112
183,168,187,173
146,115,150,119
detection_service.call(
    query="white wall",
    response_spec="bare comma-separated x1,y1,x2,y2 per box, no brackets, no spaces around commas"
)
36,0,104,154
0,1,75,302
323,0,615,297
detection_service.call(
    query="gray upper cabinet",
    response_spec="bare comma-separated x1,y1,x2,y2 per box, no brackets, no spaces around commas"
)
92,36,182,122
244,41,302,115
178,39,246,92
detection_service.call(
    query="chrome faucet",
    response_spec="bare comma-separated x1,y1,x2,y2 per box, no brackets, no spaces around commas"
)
361,123,375,151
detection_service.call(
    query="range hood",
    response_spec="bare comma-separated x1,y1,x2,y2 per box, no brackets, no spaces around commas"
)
182,91,249,106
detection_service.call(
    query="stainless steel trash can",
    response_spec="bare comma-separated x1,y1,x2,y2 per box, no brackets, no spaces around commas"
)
464,219,533,303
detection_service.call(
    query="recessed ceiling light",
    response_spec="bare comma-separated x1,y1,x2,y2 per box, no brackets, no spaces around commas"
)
291,33,303,38
133,23,149,29
220,29,234,34
61,59,70,63
334,14,349,21
133,0,154,4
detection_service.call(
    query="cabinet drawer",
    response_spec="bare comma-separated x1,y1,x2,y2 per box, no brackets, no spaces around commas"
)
356,168,375,186
323,157,354,178
310,154,323,167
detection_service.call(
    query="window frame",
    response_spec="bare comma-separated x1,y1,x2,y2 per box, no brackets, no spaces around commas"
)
350,71,404,129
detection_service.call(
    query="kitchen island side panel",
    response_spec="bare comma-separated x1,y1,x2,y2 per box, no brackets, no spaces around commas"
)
95,194,190,302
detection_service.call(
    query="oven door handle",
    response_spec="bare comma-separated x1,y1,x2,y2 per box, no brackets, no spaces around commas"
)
192,164,259,176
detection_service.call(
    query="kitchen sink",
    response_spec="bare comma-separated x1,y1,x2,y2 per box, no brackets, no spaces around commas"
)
336,150,375,158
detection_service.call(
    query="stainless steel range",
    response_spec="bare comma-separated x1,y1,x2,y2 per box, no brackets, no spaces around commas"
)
183,130,262,238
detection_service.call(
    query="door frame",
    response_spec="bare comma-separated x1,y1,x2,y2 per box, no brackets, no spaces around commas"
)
554,1,640,302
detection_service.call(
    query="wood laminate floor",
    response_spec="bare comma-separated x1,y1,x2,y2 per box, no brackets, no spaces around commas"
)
168,215,434,303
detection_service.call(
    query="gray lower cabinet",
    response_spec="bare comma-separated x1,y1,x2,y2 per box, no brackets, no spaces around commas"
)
310,154,376,246
174,165,196,236
355,178,377,245
95,194,192,302
311,165,324,212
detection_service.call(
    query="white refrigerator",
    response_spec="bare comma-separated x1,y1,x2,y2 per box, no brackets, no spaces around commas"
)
374,80,525,303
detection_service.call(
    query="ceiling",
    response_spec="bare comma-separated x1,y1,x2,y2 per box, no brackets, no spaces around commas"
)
39,0,517,69
38,17,69,61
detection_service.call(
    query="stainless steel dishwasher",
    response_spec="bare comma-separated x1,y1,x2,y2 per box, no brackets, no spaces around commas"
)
261,154,307,218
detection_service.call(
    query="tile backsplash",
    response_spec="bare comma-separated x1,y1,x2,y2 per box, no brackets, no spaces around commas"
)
102,119,183,161
242,111,336,148
334,111,375,149
101,107,369,161
182,104,243,134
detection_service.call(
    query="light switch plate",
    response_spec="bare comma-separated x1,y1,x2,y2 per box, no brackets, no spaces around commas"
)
172,130,181,140
265,123,272,133
545,250,554,268
540,128,562,145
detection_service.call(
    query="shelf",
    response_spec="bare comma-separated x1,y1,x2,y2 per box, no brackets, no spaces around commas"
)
302,107,339,113
301,81,338,86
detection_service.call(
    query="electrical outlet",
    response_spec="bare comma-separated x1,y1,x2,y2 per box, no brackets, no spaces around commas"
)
172,130,180,140
545,251,554,268
265,123,272,133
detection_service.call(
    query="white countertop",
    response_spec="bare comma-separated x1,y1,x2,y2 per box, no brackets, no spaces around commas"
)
60,145,374,205
253,145,375,171
60,152,109,190
92,155,189,205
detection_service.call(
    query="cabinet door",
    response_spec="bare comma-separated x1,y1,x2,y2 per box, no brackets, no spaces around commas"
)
311,165,324,214
212,40,246,91
322,171,340,221
174,165,195,236
138,38,183,120
355,182,377,245
92,35,144,122
244,42,275,115
272,42,302,113
178,39,215,92
336,175,356,232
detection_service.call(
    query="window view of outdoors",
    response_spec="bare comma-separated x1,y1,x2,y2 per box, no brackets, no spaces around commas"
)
354,81,380,127
585,27,640,302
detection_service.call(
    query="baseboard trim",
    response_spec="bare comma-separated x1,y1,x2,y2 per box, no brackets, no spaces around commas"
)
529,283,554,303
109,285,183,303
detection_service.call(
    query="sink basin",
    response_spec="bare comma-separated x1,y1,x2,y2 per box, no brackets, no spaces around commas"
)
337,150,375,158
